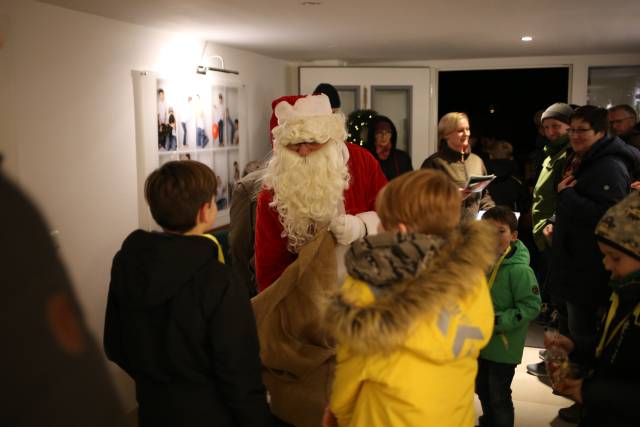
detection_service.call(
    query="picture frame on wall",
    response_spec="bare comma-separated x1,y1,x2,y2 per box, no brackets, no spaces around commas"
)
132,70,247,230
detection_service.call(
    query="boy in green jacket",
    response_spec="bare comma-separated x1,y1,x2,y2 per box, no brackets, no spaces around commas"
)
476,206,542,427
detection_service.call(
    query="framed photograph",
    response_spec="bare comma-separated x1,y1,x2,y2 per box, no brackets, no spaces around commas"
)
132,70,247,229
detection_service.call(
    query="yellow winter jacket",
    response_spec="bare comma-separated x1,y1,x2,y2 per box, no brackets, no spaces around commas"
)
326,221,496,427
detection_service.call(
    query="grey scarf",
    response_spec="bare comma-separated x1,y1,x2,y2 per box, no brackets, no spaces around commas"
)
345,232,445,288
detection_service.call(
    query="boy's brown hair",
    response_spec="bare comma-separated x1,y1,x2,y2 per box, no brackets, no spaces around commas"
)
144,160,217,233
376,169,461,236
482,205,518,232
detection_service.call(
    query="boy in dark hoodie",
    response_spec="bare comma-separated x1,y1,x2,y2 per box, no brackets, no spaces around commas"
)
477,206,541,427
104,160,273,427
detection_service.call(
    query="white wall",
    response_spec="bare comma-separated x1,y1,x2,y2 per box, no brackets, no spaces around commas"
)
0,0,292,410
201,43,298,161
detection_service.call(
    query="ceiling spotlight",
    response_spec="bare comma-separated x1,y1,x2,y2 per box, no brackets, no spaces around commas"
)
521,36,533,42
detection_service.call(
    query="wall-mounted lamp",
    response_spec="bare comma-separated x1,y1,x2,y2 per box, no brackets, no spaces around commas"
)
196,54,239,75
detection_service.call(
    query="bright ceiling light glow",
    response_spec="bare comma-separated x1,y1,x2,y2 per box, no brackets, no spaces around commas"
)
521,36,533,42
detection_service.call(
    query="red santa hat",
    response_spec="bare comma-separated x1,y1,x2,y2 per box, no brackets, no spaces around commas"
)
269,94,346,147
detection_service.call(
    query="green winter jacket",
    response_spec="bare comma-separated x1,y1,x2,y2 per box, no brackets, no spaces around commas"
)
479,240,541,365
531,135,570,251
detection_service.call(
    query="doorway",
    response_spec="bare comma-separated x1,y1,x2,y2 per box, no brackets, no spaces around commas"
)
299,66,431,169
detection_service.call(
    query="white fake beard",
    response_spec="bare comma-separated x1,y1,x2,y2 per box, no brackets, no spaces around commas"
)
265,140,350,252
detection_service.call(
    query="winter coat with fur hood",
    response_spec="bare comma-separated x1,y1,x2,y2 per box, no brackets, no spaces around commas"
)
326,222,496,427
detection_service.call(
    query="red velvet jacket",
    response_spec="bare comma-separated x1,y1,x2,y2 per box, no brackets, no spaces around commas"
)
255,143,388,292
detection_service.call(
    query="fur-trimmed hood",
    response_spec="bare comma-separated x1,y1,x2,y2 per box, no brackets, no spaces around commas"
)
326,220,497,356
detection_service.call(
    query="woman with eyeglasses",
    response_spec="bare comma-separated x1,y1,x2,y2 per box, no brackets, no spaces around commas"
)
365,115,413,181
421,112,495,222
547,105,640,424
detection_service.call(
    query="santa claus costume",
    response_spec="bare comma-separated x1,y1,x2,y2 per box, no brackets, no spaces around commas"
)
251,94,386,427
255,94,388,291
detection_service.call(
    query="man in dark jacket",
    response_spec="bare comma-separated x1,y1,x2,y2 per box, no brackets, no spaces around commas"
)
608,104,640,150
550,106,640,362
485,140,530,213
229,166,266,297
104,160,273,427
366,115,413,181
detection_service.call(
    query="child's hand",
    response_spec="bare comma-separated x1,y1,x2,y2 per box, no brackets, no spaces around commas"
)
631,181,640,190
322,407,338,427
542,223,554,245
559,377,583,404
545,333,575,354
557,175,577,192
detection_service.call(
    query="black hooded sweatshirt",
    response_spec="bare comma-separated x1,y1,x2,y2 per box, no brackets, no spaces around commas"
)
104,230,273,427
365,116,413,181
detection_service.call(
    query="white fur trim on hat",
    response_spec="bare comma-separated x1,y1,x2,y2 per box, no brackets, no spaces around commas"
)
273,95,347,146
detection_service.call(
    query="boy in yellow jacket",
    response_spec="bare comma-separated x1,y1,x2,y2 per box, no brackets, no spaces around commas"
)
325,169,496,427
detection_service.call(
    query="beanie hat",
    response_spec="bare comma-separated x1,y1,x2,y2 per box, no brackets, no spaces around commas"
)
541,103,574,125
313,83,341,109
595,191,640,261
269,94,346,147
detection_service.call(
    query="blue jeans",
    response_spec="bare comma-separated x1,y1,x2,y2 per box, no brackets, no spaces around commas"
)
181,122,187,146
196,127,209,148
165,135,177,150
218,120,224,145
476,358,516,427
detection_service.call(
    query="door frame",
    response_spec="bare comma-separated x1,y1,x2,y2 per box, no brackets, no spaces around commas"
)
299,66,431,169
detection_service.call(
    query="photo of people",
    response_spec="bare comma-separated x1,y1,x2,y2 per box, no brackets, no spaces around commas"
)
180,95,194,149
212,88,226,146
166,107,177,150
226,87,239,145
156,83,183,152
157,88,172,150
153,78,243,215
233,119,240,145
194,94,209,148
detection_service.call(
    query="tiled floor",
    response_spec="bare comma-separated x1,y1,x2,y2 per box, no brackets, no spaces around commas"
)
473,347,577,427
128,327,579,427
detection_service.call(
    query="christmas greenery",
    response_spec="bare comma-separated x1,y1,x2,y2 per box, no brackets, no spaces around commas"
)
346,109,378,146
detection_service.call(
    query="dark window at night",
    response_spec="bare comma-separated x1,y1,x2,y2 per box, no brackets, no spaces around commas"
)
438,68,569,162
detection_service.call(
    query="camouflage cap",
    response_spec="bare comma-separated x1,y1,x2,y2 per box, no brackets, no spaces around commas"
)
595,191,640,261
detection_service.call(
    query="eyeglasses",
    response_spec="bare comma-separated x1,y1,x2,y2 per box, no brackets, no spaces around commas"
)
567,128,594,135
610,117,634,126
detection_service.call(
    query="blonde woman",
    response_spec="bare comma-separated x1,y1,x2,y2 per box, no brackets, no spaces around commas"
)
421,112,495,221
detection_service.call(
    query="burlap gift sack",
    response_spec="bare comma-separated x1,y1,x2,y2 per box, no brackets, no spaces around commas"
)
252,231,338,427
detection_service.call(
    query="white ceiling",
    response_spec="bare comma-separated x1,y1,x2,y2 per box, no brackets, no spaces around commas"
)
39,0,640,61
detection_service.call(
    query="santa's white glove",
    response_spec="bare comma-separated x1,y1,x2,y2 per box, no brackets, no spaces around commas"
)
329,214,366,246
